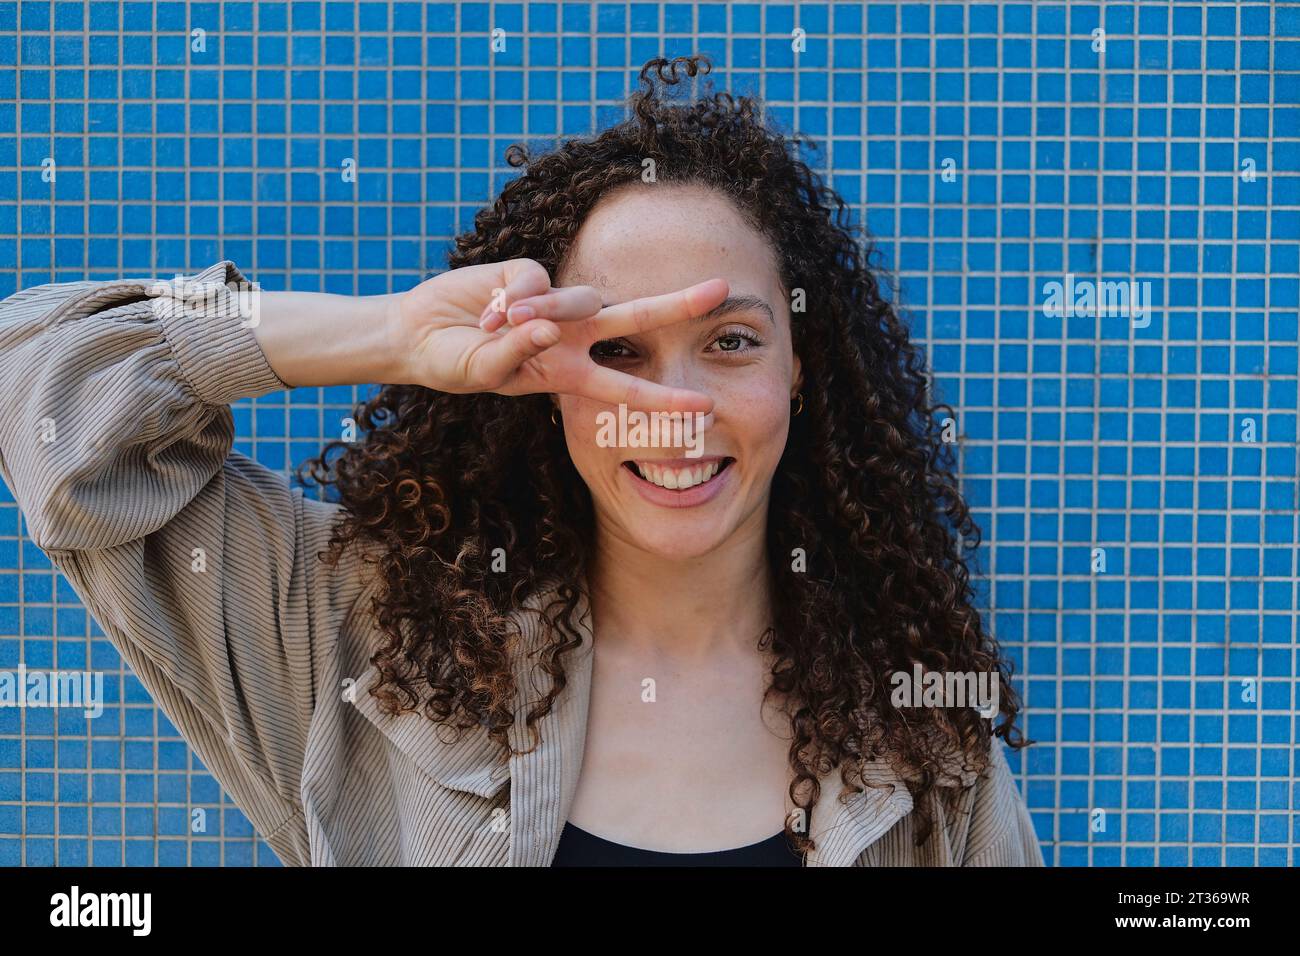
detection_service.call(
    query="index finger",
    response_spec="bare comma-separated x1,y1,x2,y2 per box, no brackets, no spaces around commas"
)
583,278,729,341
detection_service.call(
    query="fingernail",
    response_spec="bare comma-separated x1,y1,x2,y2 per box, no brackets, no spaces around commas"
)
508,304,535,322
530,325,559,347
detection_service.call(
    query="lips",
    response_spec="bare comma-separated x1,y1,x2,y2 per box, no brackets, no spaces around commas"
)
619,455,736,508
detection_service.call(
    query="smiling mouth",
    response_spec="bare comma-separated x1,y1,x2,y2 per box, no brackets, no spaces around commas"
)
621,457,735,491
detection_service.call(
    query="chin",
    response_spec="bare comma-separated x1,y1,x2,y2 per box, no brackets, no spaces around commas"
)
618,521,733,561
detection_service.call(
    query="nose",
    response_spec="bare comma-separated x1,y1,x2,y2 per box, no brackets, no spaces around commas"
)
643,348,710,401
642,353,716,434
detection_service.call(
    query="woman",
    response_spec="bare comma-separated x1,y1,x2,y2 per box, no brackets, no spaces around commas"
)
0,56,1042,866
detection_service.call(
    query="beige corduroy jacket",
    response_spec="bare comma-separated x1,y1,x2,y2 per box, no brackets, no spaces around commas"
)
0,261,1045,867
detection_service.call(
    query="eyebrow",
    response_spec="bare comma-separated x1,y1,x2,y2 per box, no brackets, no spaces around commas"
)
600,293,776,327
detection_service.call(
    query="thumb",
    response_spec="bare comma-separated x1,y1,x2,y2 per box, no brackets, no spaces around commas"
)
470,320,562,386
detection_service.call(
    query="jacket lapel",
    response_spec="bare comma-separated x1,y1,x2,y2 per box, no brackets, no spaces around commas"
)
504,583,594,866
804,754,914,866
347,583,594,866
348,665,510,799
805,733,982,866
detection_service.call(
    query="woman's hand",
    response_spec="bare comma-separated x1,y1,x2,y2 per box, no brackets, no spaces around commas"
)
391,258,727,413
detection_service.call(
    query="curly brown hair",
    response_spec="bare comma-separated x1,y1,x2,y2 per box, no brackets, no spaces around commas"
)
299,54,1029,854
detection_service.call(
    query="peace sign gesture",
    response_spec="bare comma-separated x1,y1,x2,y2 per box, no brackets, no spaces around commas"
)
392,258,727,414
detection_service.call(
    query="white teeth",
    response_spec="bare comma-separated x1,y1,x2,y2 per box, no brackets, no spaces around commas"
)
631,460,726,490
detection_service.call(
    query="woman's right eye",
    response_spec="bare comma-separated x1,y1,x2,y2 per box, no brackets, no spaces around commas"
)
590,339,633,360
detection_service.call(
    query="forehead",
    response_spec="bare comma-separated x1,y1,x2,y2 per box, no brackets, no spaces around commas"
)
556,182,783,305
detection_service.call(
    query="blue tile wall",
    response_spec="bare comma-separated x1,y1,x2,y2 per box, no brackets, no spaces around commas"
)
0,1,1297,866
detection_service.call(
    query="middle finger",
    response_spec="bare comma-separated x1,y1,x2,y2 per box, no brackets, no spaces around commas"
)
582,278,729,341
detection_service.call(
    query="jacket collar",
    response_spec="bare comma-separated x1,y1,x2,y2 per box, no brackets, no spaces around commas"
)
351,581,977,866
348,666,509,799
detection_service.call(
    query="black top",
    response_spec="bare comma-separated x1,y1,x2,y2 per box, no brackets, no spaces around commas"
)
551,821,804,867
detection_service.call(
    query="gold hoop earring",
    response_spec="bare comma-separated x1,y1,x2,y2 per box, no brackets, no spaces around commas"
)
792,392,804,416
550,406,561,427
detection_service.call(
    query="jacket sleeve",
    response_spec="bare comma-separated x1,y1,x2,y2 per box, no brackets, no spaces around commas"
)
960,737,1046,866
0,260,370,865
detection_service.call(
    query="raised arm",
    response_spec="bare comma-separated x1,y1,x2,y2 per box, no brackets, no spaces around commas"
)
0,261,385,862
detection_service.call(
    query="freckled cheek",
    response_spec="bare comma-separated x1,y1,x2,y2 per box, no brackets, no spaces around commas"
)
711,379,792,466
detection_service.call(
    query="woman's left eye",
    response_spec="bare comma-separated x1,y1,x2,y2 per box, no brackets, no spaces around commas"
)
709,328,763,353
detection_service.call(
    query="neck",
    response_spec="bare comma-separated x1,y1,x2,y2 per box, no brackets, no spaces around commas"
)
586,509,774,661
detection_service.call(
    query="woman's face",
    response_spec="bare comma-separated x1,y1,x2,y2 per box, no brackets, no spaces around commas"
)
554,182,801,560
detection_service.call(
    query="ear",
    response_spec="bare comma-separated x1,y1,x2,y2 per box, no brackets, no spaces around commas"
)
791,353,804,398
